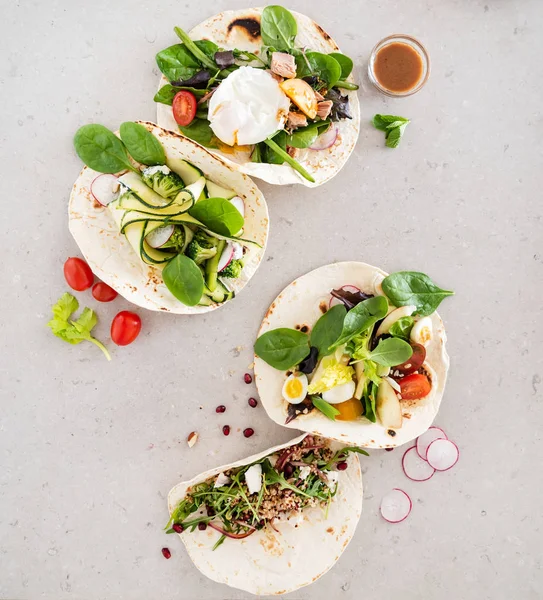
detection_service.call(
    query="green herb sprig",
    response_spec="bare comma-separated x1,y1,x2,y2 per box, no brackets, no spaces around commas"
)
372,114,410,148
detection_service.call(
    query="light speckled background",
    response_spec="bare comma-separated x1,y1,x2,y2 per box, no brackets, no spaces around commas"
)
1,1,542,599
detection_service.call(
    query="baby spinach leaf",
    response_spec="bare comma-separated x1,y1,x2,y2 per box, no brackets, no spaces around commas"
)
295,52,342,88
74,124,136,174
389,316,415,341
173,28,218,71
311,395,340,421
162,254,204,306
260,5,297,51
286,121,330,149
329,52,353,78
179,118,218,148
263,136,315,182
156,44,200,82
254,328,310,370
382,272,454,316
154,84,207,105
119,122,166,166
262,130,286,164
189,198,244,236
368,338,413,367
331,296,388,350
310,304,346,358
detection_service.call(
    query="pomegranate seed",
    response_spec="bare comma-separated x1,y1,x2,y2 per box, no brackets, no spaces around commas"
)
243,428,254,438
244,373,252,384
216,405,226,413
337,461,348,471
198,522,207,531
222,425,231,436
385,447,394,452
161,547,171,559
206,506,215,516
172,524,183,534
248,397,258,408
283,464,293,477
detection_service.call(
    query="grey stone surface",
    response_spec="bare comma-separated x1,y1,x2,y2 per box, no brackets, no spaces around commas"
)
1,0,542,598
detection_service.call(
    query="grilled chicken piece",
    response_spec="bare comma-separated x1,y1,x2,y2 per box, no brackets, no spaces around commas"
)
316,100,333,119
270,52,297,79
287,111,308,130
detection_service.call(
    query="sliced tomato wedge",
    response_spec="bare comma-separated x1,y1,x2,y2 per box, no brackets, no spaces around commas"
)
172,91,197,127
399,373,431,400
394,343,426,376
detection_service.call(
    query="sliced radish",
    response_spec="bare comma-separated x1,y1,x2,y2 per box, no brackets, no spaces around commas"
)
217,243,234,272
232,242,243,260
380,489,412,523
146,224,175,248
426,439,459,471
329,285,361,308
402,446,435,482
230,196,245,218
416,427,448,460
309,124,338,150
91,174,119,206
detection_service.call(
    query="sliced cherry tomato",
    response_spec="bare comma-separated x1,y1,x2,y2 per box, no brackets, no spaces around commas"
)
111,311,141,346
172,91,197,127
394,343,426,376
399,373,431,400
64,257,94,291
92,282,118,302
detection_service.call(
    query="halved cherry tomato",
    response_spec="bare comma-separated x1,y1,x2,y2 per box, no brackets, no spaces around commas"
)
172,91,197,127
394,343,426,376
399,373,431,400
92,282,118,302
111,311,141,346
64,257,94,291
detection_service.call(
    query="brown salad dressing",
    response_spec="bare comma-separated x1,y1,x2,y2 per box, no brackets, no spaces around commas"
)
373,42,423,93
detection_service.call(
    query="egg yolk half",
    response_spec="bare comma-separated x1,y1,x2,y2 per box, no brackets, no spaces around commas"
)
285,378,304,399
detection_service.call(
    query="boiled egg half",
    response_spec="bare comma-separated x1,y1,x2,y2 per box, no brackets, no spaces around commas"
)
208,66,290,146
322,380,356,404
282,373,308,404
410,316,433,347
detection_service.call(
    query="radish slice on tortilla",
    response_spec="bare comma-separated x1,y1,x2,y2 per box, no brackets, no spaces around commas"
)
217,243,234,272
146,224,175,248
309,124,338,150
416,426,448,460
91,174,119,206
402,446,435,482
329,285,361,308
426,439,459,471
230,196,245,218
380,489,412,523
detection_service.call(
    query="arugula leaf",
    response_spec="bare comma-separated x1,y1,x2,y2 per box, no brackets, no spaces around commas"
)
331,296,388,350
262,459,314,498
389,316,415,340
373,114,410,148
311,395,340,421
119,122,166,166
368,337,413,367
382,271,454,316
260,5,297,51
179,118,218,148
189,198,244,236
310,304,346,358
73,124,136,174
162,254,204,306
47,293,111,360
254,328,310,370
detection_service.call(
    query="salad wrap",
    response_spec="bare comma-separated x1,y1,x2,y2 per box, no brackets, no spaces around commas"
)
254,262,452,448
69,121,268,314
167,433,364,595
156,7,360,187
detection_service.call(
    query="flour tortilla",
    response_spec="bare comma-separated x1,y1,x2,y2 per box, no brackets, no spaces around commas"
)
156,8,360,187
69,121,268,314
167,433,363,596
254,262,450,448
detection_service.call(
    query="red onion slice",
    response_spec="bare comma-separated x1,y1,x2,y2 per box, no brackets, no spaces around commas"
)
309,124,338,150
91,174,119,206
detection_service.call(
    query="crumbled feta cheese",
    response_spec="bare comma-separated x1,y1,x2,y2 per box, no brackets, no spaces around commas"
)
299,466,311,481
143,165,171,176
244,464,262,495
214,472,231,488
326,471,339,489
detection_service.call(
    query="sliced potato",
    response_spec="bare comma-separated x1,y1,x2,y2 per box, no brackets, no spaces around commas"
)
280,79,317,119
376,379,403,429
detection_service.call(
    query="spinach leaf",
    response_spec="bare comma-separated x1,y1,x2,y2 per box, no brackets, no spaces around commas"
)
262,130,286,164
154,84,206,105
389,316,415,341
193,39,219,60
363,381,377,423
382,271,454,316
162,254,204,306
260,5,297,51
311,395,340,421
179,118,218,148
156,44,200,82
173,28,218,71
331,296,388,349
254,328,310,370
263,136,315,182
369,337,413,367
119,122,165,166
73,124,136,174
189,198,244,236
329,52,353,78
286,121,330,149
310,304,346,358
295,52,342,88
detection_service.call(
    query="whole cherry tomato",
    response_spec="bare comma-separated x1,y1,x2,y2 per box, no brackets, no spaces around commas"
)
64,257,94,291
111,311,141,346
172,91,197,126
92,282,118,302
399,373,431,400
394,343,426,376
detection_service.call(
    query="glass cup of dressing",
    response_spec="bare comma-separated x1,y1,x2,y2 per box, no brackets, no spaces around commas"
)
368,34,430,97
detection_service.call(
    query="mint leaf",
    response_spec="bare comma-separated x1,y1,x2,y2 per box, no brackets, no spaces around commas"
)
372,114,409,131
386,123,409,148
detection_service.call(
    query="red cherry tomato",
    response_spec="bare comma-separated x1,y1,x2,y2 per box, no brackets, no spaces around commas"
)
92,282,118,302
111,311,141,346
172,91,197,127
394,343,426,376
64,257,94,291
399,373,431,400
